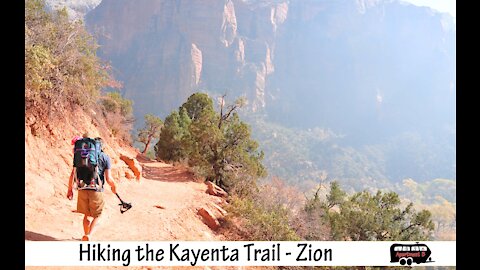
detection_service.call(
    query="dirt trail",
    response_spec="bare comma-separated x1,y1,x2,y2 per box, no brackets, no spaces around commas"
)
25,156,247,269
26,156,226,242
24,104,266,269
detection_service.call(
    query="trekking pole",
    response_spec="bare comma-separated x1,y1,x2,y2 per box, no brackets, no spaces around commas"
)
115,193,132,214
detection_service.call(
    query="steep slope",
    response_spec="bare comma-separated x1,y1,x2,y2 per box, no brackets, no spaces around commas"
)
25,106,228,243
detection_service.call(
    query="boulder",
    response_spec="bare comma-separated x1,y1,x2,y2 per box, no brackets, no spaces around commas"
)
197,208,220,231
119,154,142,180
206,181,228,197
210,203,227,217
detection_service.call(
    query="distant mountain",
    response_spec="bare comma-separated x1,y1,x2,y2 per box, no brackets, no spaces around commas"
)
86,0,454,140
46,0,101,20
84,0,455,187
267,0,455,144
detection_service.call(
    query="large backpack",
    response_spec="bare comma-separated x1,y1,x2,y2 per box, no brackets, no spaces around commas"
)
73,137,103,190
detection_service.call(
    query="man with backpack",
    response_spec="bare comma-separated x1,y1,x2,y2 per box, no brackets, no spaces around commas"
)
67,134,117,241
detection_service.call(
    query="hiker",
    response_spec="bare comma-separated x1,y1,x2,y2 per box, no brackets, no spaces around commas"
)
67,135,117,241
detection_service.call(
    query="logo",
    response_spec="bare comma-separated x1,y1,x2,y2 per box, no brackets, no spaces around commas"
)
390,242,434,266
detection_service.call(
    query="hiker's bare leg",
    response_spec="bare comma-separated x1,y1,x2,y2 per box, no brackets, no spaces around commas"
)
83,215,91,235
87,215,101,238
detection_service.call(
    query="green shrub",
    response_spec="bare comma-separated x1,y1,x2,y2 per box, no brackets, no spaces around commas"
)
227,196,300,241
25,0,112,121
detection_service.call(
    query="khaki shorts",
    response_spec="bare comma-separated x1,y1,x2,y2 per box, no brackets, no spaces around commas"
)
77,190,104,218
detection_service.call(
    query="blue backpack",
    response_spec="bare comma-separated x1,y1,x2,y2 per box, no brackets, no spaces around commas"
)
73,137,102,190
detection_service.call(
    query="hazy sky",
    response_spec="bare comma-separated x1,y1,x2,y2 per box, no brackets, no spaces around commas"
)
402,0,456,17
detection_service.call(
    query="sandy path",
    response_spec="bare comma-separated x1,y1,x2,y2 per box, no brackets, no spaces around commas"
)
25,157,249,269
26,158,225,242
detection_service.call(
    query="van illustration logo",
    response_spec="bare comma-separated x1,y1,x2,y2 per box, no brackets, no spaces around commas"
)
390,242,434,266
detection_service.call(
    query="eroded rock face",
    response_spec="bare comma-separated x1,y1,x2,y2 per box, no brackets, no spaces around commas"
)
86,0,285,119
46,0,102,21
87,0,455,144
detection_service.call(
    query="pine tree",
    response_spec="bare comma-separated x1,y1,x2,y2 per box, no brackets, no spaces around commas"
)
155,92,266,194
155,111,189,161
325,183,435,241
137,114,163,154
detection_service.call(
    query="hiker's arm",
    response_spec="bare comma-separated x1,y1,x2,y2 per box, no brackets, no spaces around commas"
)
104,168,117,194
67,168,74,200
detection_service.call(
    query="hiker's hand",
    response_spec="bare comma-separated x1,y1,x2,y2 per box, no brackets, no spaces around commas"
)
67,189,73,200
111,185,116,194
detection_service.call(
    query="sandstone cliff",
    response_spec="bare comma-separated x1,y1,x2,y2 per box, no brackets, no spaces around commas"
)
86,0,455,143
86,0,286,119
